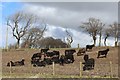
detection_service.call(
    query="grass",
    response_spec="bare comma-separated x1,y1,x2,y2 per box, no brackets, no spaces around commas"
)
2,73,118,78
2,47,118,79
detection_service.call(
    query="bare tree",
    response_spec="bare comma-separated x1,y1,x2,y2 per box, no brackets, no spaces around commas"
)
98,23,105,47
22,25,47,48
110,22,119,47
81,18,104,46
66,29,73,48
103,28,112,46
7,11,37,48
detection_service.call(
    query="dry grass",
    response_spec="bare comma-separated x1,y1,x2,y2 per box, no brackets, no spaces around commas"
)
2,47,118,78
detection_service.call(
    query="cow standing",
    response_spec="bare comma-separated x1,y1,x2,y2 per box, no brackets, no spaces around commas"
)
86,44,95,51
45,50,60,64
97,49,109,58
64,49,76,63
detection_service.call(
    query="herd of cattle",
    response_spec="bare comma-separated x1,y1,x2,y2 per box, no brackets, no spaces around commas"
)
7,44,110,71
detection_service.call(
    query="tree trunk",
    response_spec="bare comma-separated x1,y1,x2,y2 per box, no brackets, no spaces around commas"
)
99,32,102,47
93,36,96,46
115,36,118,47
115,41,118,47
67,43,71,48
104,37,107,46
17,38,20,48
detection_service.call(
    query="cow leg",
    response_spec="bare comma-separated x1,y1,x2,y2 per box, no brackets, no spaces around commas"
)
105,54,107,58
92,63,95,69
83,66,86,71
97,53,100,58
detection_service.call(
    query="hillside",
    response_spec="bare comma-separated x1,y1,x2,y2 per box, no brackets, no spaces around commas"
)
2,46,118,78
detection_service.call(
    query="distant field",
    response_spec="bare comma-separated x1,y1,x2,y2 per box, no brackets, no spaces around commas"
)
2,46,118,78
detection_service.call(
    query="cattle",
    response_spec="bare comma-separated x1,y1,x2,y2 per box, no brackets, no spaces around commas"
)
45,51,60,64
65,49,76,55
44,58,53,65
82,54,95,71
83,58,95,71
31,50,60,66
31,48,49,61
32,59,46,67
86,44,95,51
64,49,76,63
77,48,86,56
83,54,89,62
7,61,15,66
31,52,41,60
97,49,109,58
7,59,25,66
31,48,49,60
41,48,49,53
59,55,65,66
45,51,59,57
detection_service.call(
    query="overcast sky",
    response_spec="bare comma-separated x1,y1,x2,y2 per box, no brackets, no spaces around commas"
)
1,2,118,48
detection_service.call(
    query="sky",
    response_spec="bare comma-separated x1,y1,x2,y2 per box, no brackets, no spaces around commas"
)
1,1,119,48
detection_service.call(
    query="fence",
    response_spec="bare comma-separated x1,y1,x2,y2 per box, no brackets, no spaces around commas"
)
4,61,118,78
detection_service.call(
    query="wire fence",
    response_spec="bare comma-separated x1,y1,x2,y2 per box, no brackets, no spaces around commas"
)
3,61,118,78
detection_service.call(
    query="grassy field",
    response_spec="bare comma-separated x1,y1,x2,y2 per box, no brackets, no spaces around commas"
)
2,46,119,78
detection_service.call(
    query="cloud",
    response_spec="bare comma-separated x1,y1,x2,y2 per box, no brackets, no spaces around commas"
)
44,25,115,47
23,2,118,30
19,0,119,2
1,2,117,48
44,25,66,39
44,25,91,47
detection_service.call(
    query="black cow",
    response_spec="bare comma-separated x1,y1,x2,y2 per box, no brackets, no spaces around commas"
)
44,58,53,65
82,54,95,71
77,48,86,56
32,59,46,67
65,49,76,55
31,53,41,60
7,59,25,66
64,49,76,63
45,51,59,57
41,48,49,53
45,51,60,64
86,44,95,51
59,55,65,66
83,54,89,62
83,58,95,71
97,49,109,58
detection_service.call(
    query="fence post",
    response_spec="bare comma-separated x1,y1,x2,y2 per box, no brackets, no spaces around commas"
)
110,61,113,78
10,62,12,77
78,44,80,48
80,62,82,78
52,62,55,76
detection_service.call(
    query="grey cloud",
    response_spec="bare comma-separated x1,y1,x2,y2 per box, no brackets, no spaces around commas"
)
52,27,66,38
27,2,118,13
23,2,118,30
